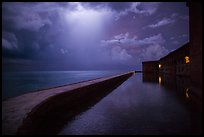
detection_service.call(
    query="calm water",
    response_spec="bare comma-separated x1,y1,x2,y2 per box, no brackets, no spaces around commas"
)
59,73,201,135
2,71,126,100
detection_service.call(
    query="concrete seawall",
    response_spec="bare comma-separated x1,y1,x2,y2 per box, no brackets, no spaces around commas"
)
2,71,134,135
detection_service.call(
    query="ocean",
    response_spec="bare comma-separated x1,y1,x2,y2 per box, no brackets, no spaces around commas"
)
2,70,126,100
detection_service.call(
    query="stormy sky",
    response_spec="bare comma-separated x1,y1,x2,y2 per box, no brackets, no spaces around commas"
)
2,2,189,71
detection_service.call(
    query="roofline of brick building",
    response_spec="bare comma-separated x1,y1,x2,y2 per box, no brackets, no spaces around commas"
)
142,42,189,64
159,42,189,61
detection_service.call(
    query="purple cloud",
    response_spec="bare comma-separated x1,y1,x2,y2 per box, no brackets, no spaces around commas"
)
114,2,160,20
101,33,165,47
2,2,189,70
111,46,132,61
140,44,169,61
148,17,175,28
2,32,18,50
100,33,167,65
2,2,55,31
60,48,68,54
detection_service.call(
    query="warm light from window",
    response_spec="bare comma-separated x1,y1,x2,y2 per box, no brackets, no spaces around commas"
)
185,56,190,63
159,64,162,68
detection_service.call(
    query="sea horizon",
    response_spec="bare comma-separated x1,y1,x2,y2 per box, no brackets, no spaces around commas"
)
2,70,130,100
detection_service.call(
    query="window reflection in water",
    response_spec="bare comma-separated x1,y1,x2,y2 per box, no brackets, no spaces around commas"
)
185,88,190,99
142,73,201,134
158,76,162,85
142,73,190,102
59,73,201,135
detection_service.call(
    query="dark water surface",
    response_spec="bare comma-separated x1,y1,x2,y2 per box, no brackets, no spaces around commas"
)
59,73,201,135
2,71,125,100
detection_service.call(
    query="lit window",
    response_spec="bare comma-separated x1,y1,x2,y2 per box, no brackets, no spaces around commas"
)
185,56,190,63
159,64,162,68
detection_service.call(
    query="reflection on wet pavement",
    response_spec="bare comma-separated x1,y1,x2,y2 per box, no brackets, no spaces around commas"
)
59,73,201,135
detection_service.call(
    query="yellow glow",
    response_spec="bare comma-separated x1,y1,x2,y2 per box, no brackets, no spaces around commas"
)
185,56,190,63
185,88,190,99
159,64,162,68
159,76,162,85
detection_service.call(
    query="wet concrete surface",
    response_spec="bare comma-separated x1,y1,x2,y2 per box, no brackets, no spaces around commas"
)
59,73,201,135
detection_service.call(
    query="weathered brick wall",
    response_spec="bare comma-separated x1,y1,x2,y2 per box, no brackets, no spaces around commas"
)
189,2,202,89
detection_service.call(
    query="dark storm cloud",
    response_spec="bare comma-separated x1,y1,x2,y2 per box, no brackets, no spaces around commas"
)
2,2,64,59
2,2,189,71
107,2,132,12
80,2,132,12
106,2,160,14
2,2,59,32
2,31,18,50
